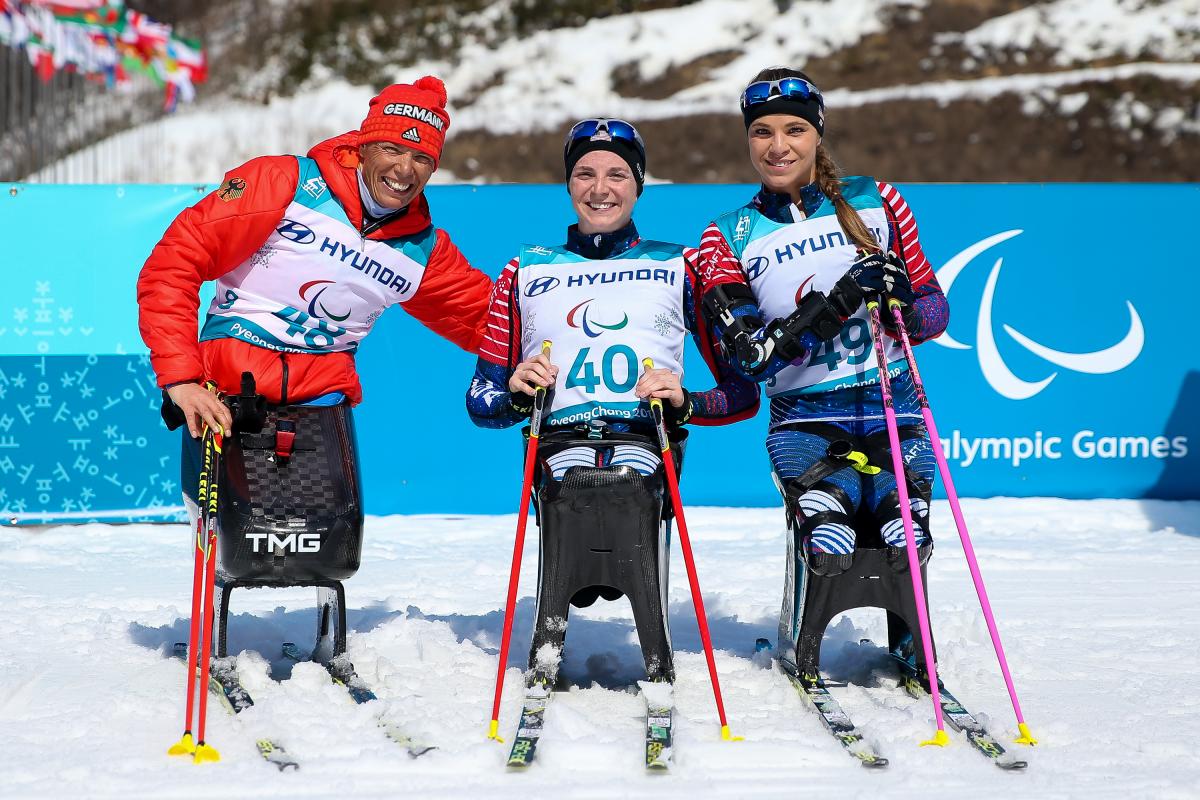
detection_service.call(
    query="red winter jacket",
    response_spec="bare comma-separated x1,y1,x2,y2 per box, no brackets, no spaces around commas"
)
136,132,492,404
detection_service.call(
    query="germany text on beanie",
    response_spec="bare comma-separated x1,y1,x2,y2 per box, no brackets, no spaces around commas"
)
358,76,451,165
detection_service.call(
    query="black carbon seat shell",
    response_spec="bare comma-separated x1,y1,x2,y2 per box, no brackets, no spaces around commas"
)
215,402,363,585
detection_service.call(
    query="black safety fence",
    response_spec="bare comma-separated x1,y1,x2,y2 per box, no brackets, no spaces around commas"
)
1,43,169,183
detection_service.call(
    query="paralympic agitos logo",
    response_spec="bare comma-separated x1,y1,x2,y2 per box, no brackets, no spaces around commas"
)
934,230,1143,400
299,280,351,321
567,299,628,338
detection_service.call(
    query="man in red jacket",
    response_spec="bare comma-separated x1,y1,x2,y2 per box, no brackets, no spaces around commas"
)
138,75,492,437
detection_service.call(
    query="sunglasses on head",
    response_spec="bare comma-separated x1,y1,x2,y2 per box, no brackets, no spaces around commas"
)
740,77,823,111
563,118,645,157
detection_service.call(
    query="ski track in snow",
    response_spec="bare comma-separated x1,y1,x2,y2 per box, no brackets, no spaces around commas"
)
1,499,1198,798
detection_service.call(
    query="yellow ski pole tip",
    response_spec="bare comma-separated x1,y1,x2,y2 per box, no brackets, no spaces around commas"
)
487,719,505,743
167,732,195,756
720,725,744,742
920,729,951,747
1015,722,1039,746
192,742,221,764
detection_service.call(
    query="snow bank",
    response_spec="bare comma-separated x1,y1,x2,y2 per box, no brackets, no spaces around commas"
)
946,0,1200,66
24,0,1200,183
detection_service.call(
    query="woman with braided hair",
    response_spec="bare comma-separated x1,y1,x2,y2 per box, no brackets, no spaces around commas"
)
697,67,949,578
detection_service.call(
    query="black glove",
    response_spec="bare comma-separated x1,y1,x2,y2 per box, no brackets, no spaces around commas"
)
663,391,695,427
509,391,534,417
840,250,915,306
160,389,188,431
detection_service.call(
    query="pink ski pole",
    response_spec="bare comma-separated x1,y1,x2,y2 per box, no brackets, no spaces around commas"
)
887,298,1037,746
865,297,948,746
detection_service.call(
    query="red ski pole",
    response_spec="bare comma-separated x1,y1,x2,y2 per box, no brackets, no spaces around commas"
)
167,427,215,758
192,429,224,763
643,358,740,742
488,340,552,741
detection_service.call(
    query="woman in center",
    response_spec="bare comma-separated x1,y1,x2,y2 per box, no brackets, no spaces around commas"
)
466,118,756,691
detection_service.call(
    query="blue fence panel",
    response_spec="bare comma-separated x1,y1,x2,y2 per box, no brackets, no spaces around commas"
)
0,183,1195,523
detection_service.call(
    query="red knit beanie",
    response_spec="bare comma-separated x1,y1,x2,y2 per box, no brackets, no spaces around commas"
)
358,76,450,165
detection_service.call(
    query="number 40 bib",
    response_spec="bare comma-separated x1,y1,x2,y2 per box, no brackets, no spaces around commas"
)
514,241,686,427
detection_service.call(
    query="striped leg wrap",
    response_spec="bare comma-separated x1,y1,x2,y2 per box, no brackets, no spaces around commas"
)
610,444,662,476
788,482,857,577
546,445,661,480
879,496,930,548
799,490,856,556
545,447,599,481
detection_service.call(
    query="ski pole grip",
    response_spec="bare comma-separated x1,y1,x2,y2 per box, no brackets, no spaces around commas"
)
536,340,552,384
533,340,553,401
640,358,664,413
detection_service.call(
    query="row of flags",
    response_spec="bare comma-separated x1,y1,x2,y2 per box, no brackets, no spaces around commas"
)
0,0,207,111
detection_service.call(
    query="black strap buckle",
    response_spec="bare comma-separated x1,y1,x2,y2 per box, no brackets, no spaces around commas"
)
227,372,267,433
826,439,853,460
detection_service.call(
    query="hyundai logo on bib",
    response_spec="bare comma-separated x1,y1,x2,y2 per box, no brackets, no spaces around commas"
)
276,219,316,244
745,256,770,280
525,276,561,297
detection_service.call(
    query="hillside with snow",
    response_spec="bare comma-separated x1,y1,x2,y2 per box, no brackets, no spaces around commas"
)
29,0,1200,184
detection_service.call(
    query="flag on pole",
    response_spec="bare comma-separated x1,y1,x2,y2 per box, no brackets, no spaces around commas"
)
2,0,204,104
168,34,206,84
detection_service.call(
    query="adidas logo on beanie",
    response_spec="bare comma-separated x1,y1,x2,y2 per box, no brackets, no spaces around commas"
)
358,76,449,165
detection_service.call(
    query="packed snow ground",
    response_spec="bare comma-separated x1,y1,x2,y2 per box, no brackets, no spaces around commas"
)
1,499,1198,799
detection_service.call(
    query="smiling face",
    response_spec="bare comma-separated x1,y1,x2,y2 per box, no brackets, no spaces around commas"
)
568,150,638,234
747,114,821,199
358,141,436,210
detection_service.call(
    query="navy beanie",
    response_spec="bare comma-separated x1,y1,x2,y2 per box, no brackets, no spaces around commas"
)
564,137,646,196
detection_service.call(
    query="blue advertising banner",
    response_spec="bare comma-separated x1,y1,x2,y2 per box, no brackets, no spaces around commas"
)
0,182,1195,524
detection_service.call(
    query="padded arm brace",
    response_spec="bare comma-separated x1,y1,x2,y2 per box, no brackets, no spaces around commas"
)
703,283,846,373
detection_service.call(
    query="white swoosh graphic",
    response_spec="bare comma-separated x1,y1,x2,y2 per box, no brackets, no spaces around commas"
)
977,257,1056,400
1003,301,1144,374
934,229,1024,350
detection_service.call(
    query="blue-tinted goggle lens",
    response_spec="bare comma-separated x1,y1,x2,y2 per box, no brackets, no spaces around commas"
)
564,118,645,157
740,78,823,110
